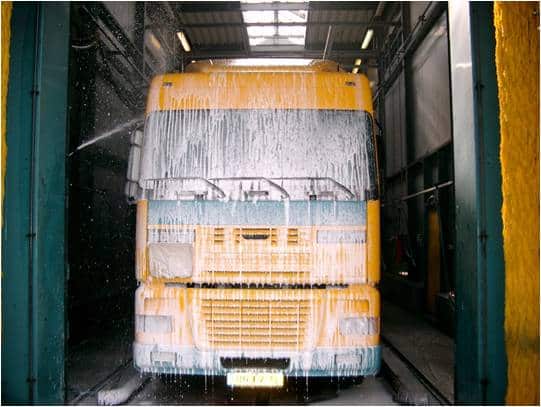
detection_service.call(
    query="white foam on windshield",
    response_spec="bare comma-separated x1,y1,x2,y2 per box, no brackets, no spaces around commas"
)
139,109,373,201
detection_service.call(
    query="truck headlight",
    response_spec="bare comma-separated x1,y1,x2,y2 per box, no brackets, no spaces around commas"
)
317,230,366,244
148,243,193,278
339,317,378,336
136,315,172,333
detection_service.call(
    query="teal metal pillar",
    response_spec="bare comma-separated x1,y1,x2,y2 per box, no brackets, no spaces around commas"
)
448,1,507,403
2,3,70,403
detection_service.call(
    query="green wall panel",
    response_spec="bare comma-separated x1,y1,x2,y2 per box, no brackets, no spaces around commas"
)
2,3,70,403
1,3,36,402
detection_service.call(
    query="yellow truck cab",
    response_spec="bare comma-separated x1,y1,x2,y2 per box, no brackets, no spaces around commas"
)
125,59,381,387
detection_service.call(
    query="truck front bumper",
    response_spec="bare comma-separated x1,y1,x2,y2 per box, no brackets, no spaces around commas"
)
133,342,381,377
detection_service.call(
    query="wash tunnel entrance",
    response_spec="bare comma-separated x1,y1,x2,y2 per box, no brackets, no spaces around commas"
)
64,2,455,404
5,1,530,405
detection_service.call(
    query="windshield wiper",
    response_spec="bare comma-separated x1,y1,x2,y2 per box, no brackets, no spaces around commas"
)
210,177,290,199
142,177,226,199
270,177,355,200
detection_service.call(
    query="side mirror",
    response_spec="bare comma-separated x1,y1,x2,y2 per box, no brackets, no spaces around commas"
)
125,129,143,204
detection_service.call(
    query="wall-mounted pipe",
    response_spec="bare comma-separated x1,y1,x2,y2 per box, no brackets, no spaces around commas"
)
381,180,454,208
27,4,44,399
401,180,454,201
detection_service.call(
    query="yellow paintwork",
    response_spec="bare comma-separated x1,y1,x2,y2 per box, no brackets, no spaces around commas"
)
366,200,380,285
135,284,379,350
136,200,148,280
145,71,373,113
1,2,12,228
494,3,539,404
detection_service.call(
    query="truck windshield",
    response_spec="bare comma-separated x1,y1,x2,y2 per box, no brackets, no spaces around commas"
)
140,109,377,200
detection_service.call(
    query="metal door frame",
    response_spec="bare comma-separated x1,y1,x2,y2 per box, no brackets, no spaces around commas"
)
448,1,507,403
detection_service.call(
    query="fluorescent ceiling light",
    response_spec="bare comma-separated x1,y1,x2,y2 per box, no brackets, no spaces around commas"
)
354,58,362,66
230,58,312,66
176,31,191,52
374,3,385,17
148,32,162,51
361,29,374,49
352,66,359,74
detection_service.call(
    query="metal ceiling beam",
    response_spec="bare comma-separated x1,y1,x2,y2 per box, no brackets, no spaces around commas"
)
82,4,153,81
309,1,379,10
239,20,251,55
176,2,242,13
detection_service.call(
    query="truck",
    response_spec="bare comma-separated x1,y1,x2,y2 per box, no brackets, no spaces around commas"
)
125,59,381,389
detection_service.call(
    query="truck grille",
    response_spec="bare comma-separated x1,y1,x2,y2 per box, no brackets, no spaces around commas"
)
196,297,310,350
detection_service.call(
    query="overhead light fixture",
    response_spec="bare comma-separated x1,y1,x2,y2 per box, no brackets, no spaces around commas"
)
148,32,162,51
374,3,385,17
361,29,374,49
231,58,312,67
354,58,362,66
352,67,359,74
176,31,191,52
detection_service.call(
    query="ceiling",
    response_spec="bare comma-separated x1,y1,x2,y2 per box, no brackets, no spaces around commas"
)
145,1,393,71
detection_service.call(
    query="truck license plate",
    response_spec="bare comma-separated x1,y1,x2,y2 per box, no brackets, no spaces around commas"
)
226,372,284,388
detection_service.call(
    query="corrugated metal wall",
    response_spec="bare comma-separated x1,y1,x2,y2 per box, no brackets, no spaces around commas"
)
409,13,451,160
378,4,454,317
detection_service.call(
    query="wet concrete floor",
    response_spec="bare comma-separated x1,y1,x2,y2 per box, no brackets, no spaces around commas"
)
68,320,398,405
128,373,397,405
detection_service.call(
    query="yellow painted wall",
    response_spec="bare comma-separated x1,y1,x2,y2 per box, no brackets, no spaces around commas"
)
1,2,11,226
494,2,540,404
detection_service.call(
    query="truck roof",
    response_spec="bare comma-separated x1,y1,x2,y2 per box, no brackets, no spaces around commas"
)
145,60,373,114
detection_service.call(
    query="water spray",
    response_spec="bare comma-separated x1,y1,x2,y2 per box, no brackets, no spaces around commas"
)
68,116,144,157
